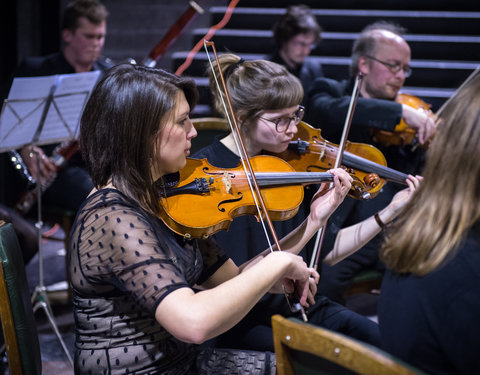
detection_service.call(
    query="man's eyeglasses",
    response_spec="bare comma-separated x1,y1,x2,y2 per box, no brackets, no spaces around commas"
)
291,40,317,50
260,106,305,133
365,55,412,78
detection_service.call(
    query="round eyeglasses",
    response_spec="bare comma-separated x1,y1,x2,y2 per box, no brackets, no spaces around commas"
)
365,55,412,78
259,106,305,133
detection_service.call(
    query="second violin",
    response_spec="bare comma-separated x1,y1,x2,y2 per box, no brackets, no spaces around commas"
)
275,121,408,199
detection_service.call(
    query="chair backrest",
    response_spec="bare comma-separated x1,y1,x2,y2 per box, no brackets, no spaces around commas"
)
0,221,42,375
191,117,229,154
272,314,425,375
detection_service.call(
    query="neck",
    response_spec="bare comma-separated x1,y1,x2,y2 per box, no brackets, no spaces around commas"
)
221,133,261,158
278,49,296,69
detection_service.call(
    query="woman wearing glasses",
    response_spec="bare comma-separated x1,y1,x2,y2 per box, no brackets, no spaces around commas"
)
192,53,419,352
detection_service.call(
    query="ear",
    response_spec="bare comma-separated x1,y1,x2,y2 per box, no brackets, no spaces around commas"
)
358,56,370,75
62,29,73,44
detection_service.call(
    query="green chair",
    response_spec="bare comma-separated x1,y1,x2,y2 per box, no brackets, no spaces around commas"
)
272,314,425,375
0,221,42,375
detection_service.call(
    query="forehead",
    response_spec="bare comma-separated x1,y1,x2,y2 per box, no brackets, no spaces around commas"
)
174,91,190,114
374,32,410,58
262,105,298,116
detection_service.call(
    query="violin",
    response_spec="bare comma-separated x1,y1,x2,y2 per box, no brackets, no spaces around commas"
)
274,121,408,199
158,155,334,239
371,93,433,147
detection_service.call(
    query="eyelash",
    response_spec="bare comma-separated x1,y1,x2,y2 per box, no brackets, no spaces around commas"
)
178,116,190,126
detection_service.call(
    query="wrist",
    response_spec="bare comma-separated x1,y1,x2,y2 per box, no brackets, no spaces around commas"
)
374,211,392,230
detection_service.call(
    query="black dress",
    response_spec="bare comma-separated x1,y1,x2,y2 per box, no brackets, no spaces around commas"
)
69,188,276,374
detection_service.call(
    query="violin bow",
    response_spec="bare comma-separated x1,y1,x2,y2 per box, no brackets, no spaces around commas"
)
142,1,205,68
204,40,308,321
309,73,364,271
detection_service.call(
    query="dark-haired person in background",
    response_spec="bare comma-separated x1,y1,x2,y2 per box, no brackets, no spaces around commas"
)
270,5,323,100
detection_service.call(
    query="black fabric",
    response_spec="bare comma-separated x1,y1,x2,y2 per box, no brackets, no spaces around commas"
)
304,77,426,304
193,137,381,350
379,224,480,375
0,223,42,375
269,52,324,105
69,188,274,374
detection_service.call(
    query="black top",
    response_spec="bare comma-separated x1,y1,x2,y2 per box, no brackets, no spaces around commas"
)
14,51,114,77
269,51,324,104
305,77,425,176
379,223,480,375
69,188,229,373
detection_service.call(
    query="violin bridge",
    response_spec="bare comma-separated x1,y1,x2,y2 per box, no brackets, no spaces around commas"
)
318,141,326,160
222,172,232,194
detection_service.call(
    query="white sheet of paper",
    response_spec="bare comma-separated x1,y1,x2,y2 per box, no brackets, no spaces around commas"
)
0,70,100,152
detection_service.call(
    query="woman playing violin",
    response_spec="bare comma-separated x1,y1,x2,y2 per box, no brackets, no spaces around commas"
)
69,63,352,374
193,53,420,351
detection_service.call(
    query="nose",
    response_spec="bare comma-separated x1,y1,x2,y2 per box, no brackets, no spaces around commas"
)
285,119,298,136
94,35,105,48
187,120,197,139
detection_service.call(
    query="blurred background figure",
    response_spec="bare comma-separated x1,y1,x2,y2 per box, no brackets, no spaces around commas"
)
270,4,323,101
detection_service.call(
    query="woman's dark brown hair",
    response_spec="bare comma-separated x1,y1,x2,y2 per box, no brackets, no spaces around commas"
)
80,63,198,214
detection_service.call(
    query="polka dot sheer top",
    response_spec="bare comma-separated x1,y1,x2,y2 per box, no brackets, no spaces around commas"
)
69,188,228,374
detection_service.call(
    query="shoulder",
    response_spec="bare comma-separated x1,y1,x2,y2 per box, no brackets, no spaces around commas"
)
15,52,71,77
309,77,348,95
192,137,239,168
93,57,115,72
302,57,323,74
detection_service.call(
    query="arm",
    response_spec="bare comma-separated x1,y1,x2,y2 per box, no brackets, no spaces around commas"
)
240,168,352,267
324,175,421,265
155,250,311,344
306,78,402,139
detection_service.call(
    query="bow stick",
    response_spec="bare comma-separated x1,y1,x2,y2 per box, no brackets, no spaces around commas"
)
204,40,308,321
309,73,364,271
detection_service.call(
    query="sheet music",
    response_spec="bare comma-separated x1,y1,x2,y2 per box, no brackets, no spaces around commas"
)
0,70,101,152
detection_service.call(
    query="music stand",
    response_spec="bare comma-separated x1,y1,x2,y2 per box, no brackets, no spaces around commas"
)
0,71,100,367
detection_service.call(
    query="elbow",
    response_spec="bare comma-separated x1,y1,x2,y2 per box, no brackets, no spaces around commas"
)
322,255,337,266
178,322,211,345
164,312,215,345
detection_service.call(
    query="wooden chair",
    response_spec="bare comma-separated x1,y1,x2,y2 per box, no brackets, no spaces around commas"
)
272,314,425,375
0,221,42,375
191,117,229,154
